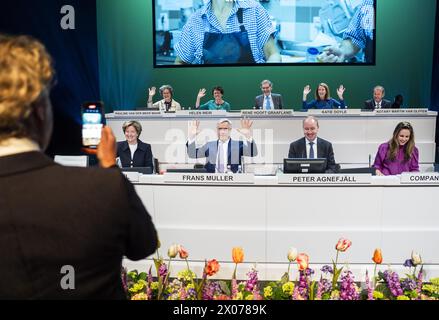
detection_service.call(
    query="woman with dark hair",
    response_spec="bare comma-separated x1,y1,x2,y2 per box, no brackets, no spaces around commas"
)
373,122,419,175
195,86,231,111
116,120,153,168
302,83,346,110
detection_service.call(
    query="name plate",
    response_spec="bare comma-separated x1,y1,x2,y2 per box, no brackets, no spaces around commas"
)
121,171,140,182
400,172,439,184
113,110,162,117
375,108,429,115
240,110,294,117
308,109,362,115
176,110,227,117
163,173,255,184
278,174,372,185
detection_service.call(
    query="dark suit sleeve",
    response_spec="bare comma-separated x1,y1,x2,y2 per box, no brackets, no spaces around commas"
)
288,143,295,158
364,100,372,109
118,172,158,260
278,95,283,109
243,140,258,157
325,142,338,173
254,97,259,109
186,141,208,159
145,144,153,168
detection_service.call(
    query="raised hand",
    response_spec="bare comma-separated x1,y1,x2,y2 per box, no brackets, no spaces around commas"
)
303,85,312,98
148,87,156,97
197,88,207,99
337,85,346,99
188,120,200,140
237,118,253,140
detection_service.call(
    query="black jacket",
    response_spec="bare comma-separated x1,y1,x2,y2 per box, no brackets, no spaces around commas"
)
0,151,158,299
364,99,392,110
117,140,153,168
288,137,338,173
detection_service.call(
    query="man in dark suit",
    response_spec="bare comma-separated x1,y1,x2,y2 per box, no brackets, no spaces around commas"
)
187,119,258,173
0,34,158,299
254,80,283,110
288,116,338,173
364,86,392,110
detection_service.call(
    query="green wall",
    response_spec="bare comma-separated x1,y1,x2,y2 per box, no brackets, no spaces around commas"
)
97,0,437,112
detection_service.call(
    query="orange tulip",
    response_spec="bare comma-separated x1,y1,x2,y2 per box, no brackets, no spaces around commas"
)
335,238,352,252
232,247,244,264
372,248,383,264
178,245,189,259
205,259,220,276
296,253,309,271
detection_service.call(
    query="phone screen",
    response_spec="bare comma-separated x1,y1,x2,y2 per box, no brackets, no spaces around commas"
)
82,102,104,147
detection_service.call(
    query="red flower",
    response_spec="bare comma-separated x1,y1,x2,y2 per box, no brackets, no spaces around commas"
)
335,238,352,252
204,259,220,276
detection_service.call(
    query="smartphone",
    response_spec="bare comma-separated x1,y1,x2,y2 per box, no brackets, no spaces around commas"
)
81,101,105,148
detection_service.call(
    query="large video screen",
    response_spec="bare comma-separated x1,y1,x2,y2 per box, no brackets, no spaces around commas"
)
153,0,376,67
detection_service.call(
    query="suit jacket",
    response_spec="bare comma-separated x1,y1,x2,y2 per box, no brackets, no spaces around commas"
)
0,151,158,299
117,140,153,168
254,93,283,109
364,99,392,110
187,138,258,173
288,137,338,173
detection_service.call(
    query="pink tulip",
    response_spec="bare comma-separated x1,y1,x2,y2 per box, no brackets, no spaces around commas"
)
335,238,352,252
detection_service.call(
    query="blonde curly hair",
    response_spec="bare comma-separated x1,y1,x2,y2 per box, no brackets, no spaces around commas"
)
0,34,54,140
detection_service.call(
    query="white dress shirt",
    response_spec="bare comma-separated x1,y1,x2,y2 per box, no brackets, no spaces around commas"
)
128,143,138,161
216,138,230,173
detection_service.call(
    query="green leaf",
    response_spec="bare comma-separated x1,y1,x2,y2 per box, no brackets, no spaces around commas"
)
139,272,147,281
218,280,231,296
280,272,290,284
309,281,317,300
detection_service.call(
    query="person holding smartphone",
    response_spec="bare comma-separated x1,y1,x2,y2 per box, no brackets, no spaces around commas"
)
116,120,153,168
0,34,158,299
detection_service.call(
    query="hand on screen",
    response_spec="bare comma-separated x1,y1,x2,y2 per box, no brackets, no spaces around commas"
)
97,126,117,168
337,85,346,99
237,118,253,140
148,87,156,97
375,169,384,176
303,85,312,98
197,88,207,99
188,120,200,140
318,46,345,63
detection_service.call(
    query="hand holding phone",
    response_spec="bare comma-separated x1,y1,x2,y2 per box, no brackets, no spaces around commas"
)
82,101,104,148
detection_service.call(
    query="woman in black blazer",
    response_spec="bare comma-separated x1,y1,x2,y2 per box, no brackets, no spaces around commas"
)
116,120,153,168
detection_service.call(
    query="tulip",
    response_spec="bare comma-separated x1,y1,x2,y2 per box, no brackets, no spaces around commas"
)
232,247,244,264
296,253,309,271
167,244,179,258
411,251,422,266
372,248,383,264
335,238,352,252
205,259,220,277
178,245,189,259
232,247,244,279
287,247,298,262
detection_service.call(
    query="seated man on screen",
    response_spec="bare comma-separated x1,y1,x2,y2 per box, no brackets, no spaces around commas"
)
174,0,281,64
186,118,258,173
288,116,338,173
364,85,392,110
254,80,283,110
318,0,375,63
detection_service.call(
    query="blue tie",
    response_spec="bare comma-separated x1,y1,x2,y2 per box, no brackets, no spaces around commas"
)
309,142,315,159
265,96,271,110
218,142,225,173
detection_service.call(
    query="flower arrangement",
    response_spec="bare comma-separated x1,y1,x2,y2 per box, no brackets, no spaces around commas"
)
124,239,439,300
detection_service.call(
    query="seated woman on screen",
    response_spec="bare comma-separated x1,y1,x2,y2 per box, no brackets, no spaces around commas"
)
147,85,181,112
302,83,346,110
195,86,231,111
116,120,153,168
373,122,419,176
